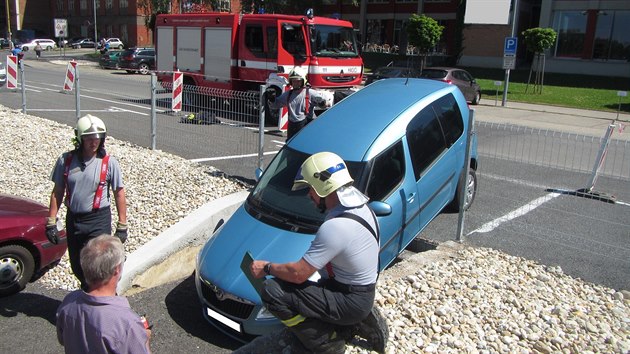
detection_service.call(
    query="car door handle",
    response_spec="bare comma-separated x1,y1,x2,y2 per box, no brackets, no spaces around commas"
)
407,193,416,204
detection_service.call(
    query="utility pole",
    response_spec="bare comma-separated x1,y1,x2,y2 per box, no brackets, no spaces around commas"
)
4,0,11,42
93,0,98,53
501,0,519,107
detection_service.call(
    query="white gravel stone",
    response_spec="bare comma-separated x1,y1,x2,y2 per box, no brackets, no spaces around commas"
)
2,106,629,354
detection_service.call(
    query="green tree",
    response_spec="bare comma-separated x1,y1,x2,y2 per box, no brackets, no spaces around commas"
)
406,14,444,70
522,27,557,94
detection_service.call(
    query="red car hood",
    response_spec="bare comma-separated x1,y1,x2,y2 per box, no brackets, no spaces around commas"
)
0,194,48,217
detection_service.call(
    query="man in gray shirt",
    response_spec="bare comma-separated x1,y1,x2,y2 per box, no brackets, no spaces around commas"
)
57,235,151,354
251,152,380,353
47,114,127,290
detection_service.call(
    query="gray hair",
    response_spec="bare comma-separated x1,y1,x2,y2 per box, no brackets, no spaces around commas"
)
80,235,125,287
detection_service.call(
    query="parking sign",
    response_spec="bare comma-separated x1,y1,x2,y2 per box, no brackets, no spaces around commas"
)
54,18,68,38
504,37,517,55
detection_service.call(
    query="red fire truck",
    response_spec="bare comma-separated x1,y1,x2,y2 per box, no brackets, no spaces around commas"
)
155,10,363,128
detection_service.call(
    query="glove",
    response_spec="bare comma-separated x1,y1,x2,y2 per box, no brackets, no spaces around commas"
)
45,217,60,245
265,89,277,102
114,222,128,244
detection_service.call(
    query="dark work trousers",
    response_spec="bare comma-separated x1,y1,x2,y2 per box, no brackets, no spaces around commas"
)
261,278,375,350
287,119,307,140
66,206,112,290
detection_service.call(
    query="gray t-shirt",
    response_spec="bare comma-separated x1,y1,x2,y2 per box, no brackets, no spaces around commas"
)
269,87,327,123
303,204,379,285
51,152,124,214
56,290,149,354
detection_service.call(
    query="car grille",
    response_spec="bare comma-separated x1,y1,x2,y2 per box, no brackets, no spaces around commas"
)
323,75,358,83
199,279,254,320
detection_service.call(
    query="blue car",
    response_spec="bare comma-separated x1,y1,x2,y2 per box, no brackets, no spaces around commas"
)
195,78,479,340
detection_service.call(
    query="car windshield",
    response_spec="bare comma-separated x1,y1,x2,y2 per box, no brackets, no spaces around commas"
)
421,69,448,79
247,147,365,233
376,68,405,77
311,25,359,58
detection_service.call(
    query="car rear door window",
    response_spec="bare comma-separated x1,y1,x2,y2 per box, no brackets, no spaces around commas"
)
433,93,463,146
406,104,447,180
366,141,405,201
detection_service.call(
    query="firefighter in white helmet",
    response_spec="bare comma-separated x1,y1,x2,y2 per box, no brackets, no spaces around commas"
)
266,66,328,139
251,152,383,353
47,114,128,291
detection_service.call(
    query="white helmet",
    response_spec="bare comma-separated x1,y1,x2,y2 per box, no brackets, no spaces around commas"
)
76,114,107,144
292,152,353,198
288,67,308,85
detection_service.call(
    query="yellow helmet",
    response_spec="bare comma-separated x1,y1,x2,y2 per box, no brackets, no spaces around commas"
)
76,114,107,144
292,152,353,198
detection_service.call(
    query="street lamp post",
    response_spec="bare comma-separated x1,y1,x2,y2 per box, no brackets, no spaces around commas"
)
93,0,98,52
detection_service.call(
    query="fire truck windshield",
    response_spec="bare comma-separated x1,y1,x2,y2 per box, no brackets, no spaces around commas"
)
310,25,359,58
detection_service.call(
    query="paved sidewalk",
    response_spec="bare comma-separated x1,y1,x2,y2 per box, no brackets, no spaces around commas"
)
475,99,630,141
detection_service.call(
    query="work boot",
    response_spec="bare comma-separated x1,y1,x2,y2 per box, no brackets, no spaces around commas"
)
353,307,388,353
315,336,346,354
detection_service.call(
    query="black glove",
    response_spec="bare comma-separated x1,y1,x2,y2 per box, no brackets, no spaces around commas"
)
45,217,59,245
114,222,128,244
265,89,277,102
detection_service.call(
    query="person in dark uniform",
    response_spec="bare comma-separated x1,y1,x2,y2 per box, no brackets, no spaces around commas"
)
46,114,128,290
251,151,381,353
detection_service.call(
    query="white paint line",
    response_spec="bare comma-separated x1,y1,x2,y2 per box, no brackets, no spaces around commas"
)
272,139,285,145
190,150,278,163
108,106,149,116
468,192,560,235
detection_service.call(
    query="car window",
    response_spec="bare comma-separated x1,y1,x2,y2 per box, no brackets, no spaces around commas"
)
421,69,447,79
406,104,447,180
460,71,473,82
433,93,464,146
366,141,405,201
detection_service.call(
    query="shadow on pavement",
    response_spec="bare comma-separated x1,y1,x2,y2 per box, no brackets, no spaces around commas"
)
0,291,61,325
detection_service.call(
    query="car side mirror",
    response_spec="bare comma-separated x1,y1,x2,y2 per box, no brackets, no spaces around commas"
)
369,201,392,216
255,168,264,182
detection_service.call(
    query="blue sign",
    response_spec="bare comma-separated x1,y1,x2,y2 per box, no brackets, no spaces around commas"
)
504,37,518,55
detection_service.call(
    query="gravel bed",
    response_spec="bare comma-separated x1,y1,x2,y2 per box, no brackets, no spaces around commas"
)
1,106,628,353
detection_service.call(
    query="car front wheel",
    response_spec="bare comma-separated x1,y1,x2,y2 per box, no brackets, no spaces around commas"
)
471,91,481,105
0,245,35,297
138,63,150,75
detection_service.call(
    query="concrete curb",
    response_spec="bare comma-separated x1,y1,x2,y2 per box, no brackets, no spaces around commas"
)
118,191,249,295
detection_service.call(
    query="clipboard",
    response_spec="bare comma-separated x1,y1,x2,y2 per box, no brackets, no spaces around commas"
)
240,251,264,296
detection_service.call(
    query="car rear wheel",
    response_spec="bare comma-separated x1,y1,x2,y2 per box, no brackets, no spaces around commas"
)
447,167,477,212
45,46,53,51
118,45,124,49
0,245,35,297
471,91,481,105
138,63,150,75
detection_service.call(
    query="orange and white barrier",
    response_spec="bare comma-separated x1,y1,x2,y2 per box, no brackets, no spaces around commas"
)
172,70,183,112
63,60,77,91
6,55,18,89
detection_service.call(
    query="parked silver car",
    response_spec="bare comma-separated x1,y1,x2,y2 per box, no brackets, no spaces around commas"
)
420,67,481,105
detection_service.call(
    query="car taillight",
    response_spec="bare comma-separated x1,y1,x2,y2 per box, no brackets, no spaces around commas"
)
441,79,453,84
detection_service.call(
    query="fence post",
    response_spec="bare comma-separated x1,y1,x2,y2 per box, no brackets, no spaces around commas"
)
150,73,157,150
456,109,475,242
75,62,80,120
258,85,266,171
585,122,616,192
19,59,26,114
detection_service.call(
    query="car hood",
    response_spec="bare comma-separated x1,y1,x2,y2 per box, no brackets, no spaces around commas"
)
0,194,48,217
197,205,315,303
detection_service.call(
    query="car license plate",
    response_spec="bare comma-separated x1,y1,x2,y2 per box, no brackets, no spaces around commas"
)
206,307,242,333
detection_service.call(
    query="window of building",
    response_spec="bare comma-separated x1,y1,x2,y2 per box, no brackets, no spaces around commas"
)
593,10,630,61
56,0,64,12
80,0,87,11
552,11,587,58
69,0,74,12
120,0,128,9
106,0,113,10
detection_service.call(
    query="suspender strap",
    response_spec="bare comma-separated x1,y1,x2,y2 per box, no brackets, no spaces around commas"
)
63,153,74,206
304,88,310,117
93,155,110,210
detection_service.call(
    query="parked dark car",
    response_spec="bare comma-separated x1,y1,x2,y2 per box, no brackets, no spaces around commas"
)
0,38,12,49
99,51,123,69
71,38,96,49
420,67,481,105
0,194,67,296
365,66,422,85
118,47,156,75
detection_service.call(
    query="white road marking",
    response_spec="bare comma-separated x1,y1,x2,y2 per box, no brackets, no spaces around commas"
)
190,150,279,163
468,192,560,235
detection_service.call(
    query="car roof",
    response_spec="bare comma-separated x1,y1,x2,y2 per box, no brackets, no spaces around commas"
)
288,78,460,162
